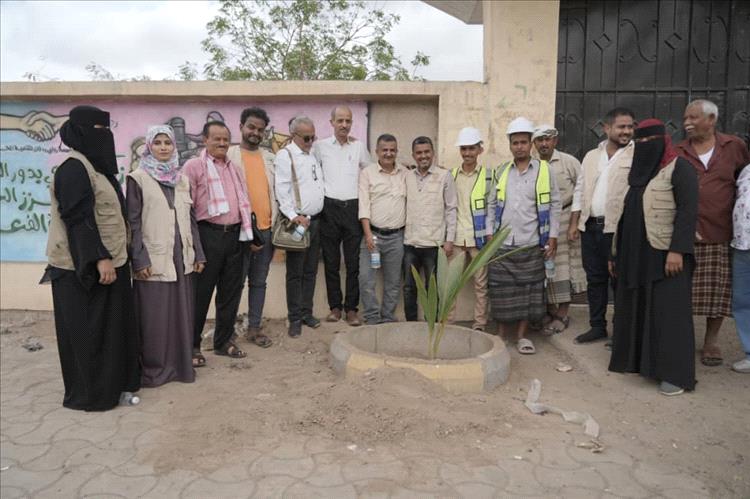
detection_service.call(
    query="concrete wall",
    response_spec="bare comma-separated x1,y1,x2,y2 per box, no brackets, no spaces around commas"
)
0,1,561,318
368,99,439,167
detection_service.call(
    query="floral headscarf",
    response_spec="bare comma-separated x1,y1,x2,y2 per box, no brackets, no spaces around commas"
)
139,125,182,187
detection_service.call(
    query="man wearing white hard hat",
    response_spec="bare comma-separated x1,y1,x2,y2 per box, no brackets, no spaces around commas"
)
447,127,496,331
488,117,561,355
532,125,586,335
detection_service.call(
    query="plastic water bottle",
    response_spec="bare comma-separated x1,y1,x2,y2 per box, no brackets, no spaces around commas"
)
291,217,309,241
544,257,556,279
370,235,381,269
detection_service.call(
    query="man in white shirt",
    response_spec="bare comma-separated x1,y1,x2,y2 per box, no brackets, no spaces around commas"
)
568,108,635,344
275,115,325,338
313,106,371,326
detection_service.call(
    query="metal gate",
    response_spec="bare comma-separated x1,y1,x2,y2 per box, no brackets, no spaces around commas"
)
555,0,750,159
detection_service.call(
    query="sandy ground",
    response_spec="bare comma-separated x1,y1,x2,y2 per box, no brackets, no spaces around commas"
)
1,307,748,497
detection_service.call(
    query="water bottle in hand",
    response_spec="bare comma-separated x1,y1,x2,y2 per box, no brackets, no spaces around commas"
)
291,216,308,241
544,257,556,279
370,235,381,269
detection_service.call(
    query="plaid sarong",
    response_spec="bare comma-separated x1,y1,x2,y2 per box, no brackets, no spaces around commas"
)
692,242,732,317
488,246,546,322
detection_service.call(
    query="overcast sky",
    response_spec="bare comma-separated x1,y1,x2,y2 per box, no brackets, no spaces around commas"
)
0,0,482,82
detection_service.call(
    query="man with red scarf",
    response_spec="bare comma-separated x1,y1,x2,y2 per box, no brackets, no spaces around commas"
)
608,119,699,396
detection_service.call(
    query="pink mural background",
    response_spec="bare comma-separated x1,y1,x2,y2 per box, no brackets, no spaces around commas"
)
0,100,368,261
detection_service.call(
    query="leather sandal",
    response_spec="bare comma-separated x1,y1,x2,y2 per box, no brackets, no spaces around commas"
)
215,342,247,358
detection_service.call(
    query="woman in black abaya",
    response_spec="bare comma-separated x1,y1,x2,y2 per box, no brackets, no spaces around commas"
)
608,119,698,396
42,105,140,411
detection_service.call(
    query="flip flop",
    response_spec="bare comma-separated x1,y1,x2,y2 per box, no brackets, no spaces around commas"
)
701,346,723,367
517,338,536,355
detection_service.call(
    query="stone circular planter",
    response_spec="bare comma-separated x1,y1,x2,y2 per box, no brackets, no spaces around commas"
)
330,322,510,393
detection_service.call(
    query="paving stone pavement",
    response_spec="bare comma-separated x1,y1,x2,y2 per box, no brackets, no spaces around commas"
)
0,311,733,497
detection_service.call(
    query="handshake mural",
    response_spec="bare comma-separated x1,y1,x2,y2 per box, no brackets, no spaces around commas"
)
0,111,68,141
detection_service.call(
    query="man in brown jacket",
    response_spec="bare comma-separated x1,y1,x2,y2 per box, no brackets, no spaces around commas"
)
676,99,750,366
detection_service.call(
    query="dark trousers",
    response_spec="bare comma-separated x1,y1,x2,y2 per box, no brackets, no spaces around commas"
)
403,245,438,321
246,228,274,328
285,218,321,322
320,197,362,312
194,224,246,350
581,219,615,330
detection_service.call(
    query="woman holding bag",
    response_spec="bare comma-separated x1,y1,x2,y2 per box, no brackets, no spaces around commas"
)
127,125,206,386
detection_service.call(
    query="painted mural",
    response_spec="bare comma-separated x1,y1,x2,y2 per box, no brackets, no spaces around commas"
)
0,101,368,262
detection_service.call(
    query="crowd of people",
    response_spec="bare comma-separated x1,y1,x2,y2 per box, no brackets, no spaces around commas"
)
43,99,749,411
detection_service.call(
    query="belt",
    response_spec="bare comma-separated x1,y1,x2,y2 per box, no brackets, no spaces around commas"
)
324,197,357,208
586,216,605,226
198,220,241,232
370,225,404,236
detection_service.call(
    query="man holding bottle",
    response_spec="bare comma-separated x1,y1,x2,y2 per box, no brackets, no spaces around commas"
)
358,134,407,325
275,116,325,338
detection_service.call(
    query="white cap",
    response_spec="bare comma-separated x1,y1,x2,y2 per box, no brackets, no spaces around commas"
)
532,124,558,140
455,127,483,146
506,117,535,136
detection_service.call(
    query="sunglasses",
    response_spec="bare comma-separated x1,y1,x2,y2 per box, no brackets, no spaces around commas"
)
295,133,316,143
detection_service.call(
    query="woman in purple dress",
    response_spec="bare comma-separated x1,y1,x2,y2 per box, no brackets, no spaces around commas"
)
127,125,206,387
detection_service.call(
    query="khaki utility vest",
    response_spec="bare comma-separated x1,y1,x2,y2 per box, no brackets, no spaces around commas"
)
578,142,633,233
128,169,195,282
642,158,678,251
47,151,128,270
405,166,450,247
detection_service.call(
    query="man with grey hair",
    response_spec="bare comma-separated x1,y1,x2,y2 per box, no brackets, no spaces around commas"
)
313,105,371,326
275,115,325,338
532,124,586,335
676,99,750,366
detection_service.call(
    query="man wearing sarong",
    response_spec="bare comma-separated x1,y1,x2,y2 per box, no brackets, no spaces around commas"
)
675,99,750,367
489,117,561,355
609,119,698,396
532,125,586,335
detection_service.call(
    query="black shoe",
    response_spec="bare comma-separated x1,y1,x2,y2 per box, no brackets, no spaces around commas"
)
288,320,302,338
604,340,612,351
574,328,607,344
302,315,321,329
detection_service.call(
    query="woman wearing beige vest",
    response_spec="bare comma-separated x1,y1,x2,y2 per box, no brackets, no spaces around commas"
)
127,125,206,385
608,120,698,396
44,106,141,411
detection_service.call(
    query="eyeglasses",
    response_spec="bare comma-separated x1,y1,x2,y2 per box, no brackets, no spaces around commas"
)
295,133,316,143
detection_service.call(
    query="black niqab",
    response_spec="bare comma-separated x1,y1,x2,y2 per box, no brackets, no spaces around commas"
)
59,105,118,175
628,137,664,187
617,129,669,288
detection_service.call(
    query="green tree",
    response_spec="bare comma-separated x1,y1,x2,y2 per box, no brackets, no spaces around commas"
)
200,0,429,81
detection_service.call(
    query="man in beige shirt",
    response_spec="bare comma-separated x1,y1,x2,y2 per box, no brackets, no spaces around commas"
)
358,134,407,324
448,127,496,331
532,124,586,335
403,136,458,321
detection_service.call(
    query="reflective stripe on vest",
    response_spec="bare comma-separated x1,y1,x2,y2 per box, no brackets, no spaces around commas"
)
451,165,493,248
494,160,552,247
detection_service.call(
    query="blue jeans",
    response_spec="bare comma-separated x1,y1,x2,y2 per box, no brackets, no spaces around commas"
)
246,229,274,328
359,230,404,325
732,248,750,359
